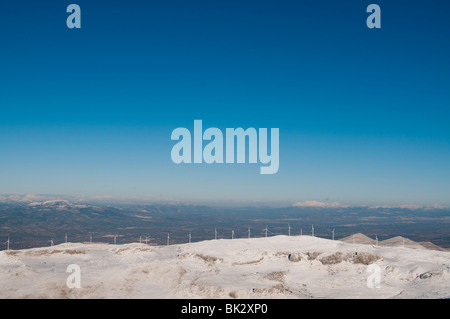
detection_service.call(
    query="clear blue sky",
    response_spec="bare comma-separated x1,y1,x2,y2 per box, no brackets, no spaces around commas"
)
0,0,449,206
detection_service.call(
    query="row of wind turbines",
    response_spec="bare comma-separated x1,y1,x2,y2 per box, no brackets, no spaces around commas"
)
135,224,326,246
3,225,384,250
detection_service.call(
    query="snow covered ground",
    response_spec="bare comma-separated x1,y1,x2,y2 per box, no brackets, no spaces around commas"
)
0,235,449,299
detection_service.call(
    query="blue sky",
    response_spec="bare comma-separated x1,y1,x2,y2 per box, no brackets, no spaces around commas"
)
0,0,449,206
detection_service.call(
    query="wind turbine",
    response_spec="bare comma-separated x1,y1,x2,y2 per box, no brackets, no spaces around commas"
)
5,236,10,250
188,232,191,243
300,228,302,236
288,224,291,237
214,228,217,240
49,238,54,247
332,228,335,241
64,233,68,243
375,234,378,246
265,225,268,238
113,235,117,245
89,233,93,244
311,224,314,237
248,227,251,239
231,230,234,239
143,236,150,245
167,233,170,246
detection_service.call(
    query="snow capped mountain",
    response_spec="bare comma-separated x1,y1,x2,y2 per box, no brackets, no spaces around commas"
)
28,200,72,207
27,200,91,210
1,235,449,299
292,201,345,208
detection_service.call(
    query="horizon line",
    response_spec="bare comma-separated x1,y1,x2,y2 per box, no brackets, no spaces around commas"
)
0,193,448,210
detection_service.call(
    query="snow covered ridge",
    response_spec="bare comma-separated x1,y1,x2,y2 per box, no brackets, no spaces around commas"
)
27,200,91,209
1,236,449,299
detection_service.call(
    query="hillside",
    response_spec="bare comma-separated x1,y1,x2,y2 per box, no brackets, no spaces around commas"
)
0,235,449,299
339,233,376,245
